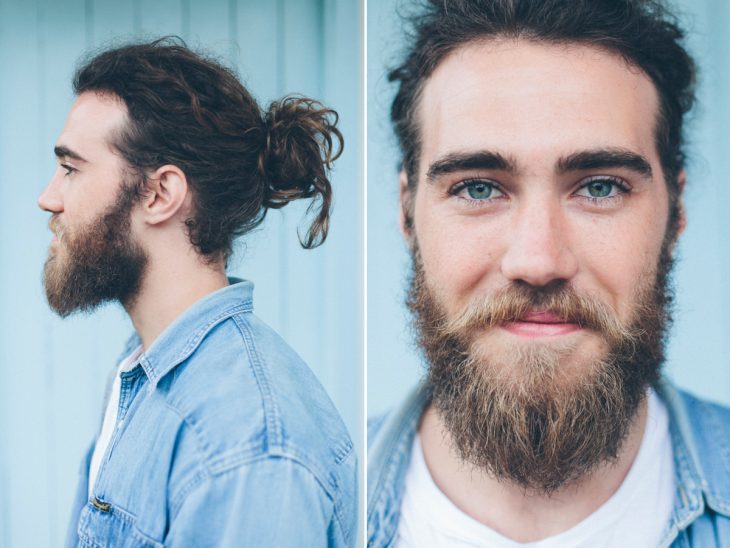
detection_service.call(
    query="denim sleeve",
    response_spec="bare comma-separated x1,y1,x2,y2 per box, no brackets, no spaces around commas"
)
165,457,336,547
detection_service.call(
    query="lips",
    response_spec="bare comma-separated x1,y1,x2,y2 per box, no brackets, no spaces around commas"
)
502,310,581,337
518,311,566,323
49,219,64,244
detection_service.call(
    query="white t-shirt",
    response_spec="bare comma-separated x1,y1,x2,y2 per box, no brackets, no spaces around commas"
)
88,345,144,498
396,390,674,547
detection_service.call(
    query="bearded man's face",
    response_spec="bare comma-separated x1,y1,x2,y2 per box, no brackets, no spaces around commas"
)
43,182,147,317
39,92,147,317
408,241,674,492
402,40,683,493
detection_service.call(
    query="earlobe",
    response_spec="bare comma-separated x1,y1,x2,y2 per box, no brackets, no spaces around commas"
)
399,170,414,244
142,165,189,225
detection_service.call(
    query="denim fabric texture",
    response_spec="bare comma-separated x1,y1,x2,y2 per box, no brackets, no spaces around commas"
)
66,279,357,547
367,379,730,547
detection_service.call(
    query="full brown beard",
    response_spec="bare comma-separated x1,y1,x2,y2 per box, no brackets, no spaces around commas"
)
407,242,674,494
43,181,147,317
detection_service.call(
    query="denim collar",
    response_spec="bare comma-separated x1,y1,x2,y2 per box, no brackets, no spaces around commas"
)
122,277,254,391
367,383,429,546
368,378,730,546
655,379,730,544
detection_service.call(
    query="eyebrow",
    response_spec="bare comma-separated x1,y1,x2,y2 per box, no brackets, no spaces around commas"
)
556,148,653,178
425,147,653,183
426,151,515,183
54,145,87,163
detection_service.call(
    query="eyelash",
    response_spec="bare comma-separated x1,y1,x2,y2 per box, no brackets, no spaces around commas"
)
61,163,76,176
449,179,505,206
574,176,631,206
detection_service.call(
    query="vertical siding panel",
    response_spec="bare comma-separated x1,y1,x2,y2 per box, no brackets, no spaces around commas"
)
180,0,190,40
39,1,106,543
0,3,10,545
276,0,325,378
319,0,363,471
187,0,229,53
0,1,53,545
229,1,284,333
90,0,135,46
703,0,730,400
227,0,238,65
138,0,184,41
662,0,730,404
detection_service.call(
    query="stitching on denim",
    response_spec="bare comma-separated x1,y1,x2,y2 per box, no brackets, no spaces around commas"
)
169,469,209,521
701,401,730,514
232,314,283,447
164,402,213,472
367,386,428,545
78,501,159,548
173,303,251,365
169,454,352,545
145,302,252,387
333,438,354,464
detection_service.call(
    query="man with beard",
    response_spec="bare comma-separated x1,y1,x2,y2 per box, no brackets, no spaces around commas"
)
368,1,730,546
39,39,357,547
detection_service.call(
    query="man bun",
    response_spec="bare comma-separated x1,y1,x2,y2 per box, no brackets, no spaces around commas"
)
258,97,343,249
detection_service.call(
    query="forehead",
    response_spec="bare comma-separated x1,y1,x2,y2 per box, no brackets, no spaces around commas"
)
57,91,128,159
417,39,661,176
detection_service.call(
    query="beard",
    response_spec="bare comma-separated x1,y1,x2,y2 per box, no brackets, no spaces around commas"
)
43,182,147,317
407,241,675,494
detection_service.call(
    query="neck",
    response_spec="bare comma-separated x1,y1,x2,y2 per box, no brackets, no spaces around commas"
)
419,395,648,542
124,251,229,350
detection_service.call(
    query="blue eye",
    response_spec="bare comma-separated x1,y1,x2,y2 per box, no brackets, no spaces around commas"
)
575,177,628,200
453,179,504,202
467,182,494,199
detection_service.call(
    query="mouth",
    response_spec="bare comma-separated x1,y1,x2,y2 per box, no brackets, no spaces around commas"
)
501,310,582,338
49,221,64,246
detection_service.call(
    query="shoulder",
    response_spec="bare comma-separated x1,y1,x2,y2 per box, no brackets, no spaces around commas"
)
659,380,730,511
661,381,730,445
160,311,355,500
368,413,388,448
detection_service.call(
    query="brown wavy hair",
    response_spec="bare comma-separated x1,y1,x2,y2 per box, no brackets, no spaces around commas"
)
74,37,342,261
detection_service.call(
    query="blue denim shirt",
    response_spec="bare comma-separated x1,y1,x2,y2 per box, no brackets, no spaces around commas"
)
66,279,357,547
368,379,730,547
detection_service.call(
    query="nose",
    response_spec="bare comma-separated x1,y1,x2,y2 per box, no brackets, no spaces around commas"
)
38,172,63,213
500,197,578,287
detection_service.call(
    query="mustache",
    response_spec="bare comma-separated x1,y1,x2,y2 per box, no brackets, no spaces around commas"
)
442,282,639,344
48,215,64,239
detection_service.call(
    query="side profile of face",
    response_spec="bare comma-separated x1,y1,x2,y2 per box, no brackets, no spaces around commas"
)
38,91,147,317
405,40,682,491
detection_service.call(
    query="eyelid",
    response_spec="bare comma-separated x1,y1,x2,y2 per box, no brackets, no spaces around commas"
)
572,175,631,206
449,177,504,195
575,174,630,191
60,162,77,175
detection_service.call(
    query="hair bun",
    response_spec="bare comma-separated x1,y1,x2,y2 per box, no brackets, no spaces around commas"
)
258,96,343,248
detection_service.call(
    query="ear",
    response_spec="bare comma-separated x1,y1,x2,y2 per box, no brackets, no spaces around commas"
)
139,165,190,226
399,169,415,244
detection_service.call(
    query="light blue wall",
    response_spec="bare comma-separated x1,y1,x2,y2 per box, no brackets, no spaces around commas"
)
0,1,362,546
367,0,730,415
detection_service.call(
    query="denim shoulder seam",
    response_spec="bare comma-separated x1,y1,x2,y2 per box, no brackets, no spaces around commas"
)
147,303,252,388
231,313,283,447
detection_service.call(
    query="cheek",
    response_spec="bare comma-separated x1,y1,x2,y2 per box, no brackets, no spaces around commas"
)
413,198,500,314
576,209,667,320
